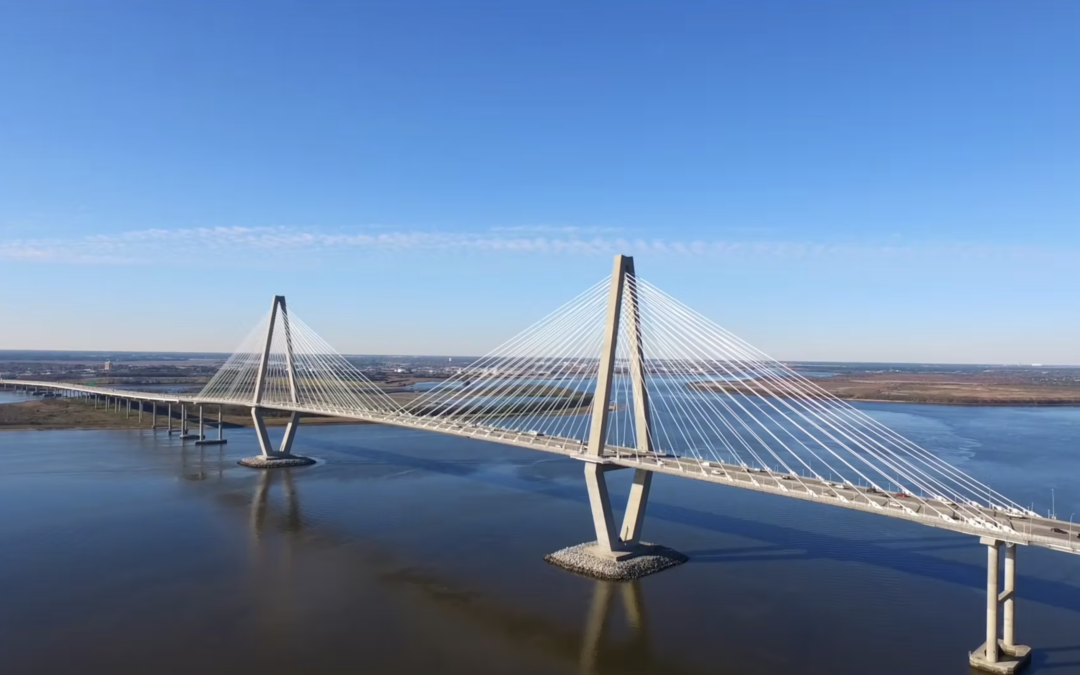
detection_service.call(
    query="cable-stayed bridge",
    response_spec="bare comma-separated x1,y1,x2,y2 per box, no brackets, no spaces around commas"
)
2,254,1073,673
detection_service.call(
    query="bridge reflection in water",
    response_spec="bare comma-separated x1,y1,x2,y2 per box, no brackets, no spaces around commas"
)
196,455,677,675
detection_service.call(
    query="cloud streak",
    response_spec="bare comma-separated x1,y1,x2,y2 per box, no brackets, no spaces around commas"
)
0,225,1067,265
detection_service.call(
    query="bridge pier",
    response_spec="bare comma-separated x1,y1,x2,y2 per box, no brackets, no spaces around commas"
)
970,537,1031,673
151,403,157,429
239,408,313,468
178,403,198,440
167,403,175,434
583,463,656,553
196,406,227,445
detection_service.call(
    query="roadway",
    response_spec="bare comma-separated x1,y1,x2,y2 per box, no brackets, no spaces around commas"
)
4,378,1080,556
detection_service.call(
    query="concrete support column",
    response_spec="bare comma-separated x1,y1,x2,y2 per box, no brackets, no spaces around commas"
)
167,403,173,434
138,401,143,424
970,536,1030,673
198,405,204,440
151,403,157,429
620,468,653,545
584,463,619,553
250,409,301,457
1004,544,1016,647
279,412,301,455
126,399,130,419
217,407,224,440
986,540,1001,664
180,404,187,434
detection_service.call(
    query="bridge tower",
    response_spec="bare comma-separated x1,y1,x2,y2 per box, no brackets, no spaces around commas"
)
547,255,687,579
240,295,315,468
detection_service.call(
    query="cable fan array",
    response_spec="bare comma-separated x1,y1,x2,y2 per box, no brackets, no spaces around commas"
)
192,276,1033,532
197,307,399,415
405,277,613,447
408,273,1033,527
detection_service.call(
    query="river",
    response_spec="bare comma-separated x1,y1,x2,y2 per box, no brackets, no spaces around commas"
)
0,396,1078,674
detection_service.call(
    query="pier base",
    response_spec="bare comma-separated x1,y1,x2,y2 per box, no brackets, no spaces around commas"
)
195,438,228,446
549,463,682,580
545,541,686,581
240,408,313,469
969,642,1032,675
238,455,315,469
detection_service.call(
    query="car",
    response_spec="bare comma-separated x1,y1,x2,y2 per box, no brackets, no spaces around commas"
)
781,475,794,481
1051,527,1067,535
895,492,909,498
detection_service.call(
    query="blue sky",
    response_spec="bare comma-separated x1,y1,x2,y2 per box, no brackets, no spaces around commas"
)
1,1,1078,363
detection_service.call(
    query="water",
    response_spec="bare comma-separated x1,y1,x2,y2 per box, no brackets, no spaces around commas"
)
1,403,1079,674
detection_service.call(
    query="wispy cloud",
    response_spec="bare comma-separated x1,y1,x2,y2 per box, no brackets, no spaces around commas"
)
0,225,1068,265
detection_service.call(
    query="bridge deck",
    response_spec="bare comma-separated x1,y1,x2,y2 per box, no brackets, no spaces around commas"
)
6,378,1079,556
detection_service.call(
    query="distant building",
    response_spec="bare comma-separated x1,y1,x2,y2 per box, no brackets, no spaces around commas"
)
103,361,111,371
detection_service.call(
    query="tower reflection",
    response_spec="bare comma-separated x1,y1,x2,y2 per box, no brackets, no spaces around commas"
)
580,580,651,674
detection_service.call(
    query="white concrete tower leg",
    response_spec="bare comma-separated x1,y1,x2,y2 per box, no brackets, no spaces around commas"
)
250,295,286,458
620,469,653,545
278,412,302,456
986,539,1001,664
252,295,283,408
581,255,632,555
619,256,655,547
585,463,619,553
585,256,629,460
251,408,274,458
278,297,299,406
1004,544,1016,648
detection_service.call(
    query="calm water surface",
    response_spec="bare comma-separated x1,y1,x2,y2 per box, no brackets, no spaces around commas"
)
1,398,1079,674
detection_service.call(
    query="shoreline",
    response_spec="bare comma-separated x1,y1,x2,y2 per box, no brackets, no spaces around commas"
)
689,374,1080,408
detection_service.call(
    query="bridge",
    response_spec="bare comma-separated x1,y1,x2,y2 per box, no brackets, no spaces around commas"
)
2,254,1074,673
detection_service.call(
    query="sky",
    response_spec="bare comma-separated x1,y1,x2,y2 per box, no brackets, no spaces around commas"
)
1,1,1078,364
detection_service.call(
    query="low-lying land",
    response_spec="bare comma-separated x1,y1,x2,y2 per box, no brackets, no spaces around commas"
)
692,372,1080,406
